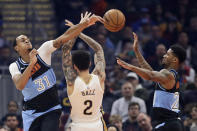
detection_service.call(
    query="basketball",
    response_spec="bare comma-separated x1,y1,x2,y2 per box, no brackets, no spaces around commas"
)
103,9,125,32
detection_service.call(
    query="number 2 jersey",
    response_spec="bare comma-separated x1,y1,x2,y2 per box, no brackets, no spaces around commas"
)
69,74,104,123
152,69,180,122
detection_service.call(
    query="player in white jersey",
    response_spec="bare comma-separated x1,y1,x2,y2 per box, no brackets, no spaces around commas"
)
61,12,107,131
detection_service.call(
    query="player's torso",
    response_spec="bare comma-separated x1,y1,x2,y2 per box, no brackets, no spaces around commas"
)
69,74,104,123
152,69,180,121
15,55,56,101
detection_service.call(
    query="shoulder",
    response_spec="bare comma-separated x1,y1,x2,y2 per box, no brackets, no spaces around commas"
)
132,96,145,103
113,97,124,104
9,62,18,70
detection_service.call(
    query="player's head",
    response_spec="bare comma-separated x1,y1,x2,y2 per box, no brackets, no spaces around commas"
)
13,35,32,55
72,50,91,72
162,45,186,68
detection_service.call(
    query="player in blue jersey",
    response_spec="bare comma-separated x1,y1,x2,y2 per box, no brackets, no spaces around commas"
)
9,13,103,131
117,33,186,131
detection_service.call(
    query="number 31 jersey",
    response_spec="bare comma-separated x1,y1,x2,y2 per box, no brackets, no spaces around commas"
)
69,74,104,123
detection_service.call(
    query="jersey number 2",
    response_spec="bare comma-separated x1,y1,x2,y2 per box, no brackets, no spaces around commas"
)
83,100,92,115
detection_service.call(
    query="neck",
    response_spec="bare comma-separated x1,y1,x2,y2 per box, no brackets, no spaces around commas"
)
78,70,90,77
19,51,31,63
129,117,137,123
124,96,132,101
167,65,178,71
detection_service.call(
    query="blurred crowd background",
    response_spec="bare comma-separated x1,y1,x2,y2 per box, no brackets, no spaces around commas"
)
0,0,197,131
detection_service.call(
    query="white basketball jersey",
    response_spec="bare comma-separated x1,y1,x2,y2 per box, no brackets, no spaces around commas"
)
69,74,104,123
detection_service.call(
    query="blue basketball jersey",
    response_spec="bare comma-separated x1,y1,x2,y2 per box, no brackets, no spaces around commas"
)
15,55,61,131
152,69,180,121
15,55,56,101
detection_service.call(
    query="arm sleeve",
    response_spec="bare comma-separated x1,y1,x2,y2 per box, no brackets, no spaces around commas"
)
37,40,57,65
9,62,21,78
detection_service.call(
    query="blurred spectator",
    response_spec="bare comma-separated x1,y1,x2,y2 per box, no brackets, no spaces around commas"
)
179,63,195,83
143,25,169,59
188,16,197,48
111,82,146,122
95,33,116,66
1,101,22,129
163,16,182,44
183,77,197,105
107,124,119,131
122,102,140,131
4,114,22,131
184,103,197,131
0,45,14,66
136,18,152,47
147,44,166,71
109,115,123,131
137,113,152,131
177,32,197,71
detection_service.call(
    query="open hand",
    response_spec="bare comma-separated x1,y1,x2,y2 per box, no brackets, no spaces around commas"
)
116,57,132,70
133,32,139,52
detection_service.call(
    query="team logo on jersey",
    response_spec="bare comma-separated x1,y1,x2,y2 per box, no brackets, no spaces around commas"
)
31,63,41,76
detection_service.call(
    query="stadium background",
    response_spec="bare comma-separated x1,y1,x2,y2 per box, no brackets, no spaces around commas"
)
0,0,197,130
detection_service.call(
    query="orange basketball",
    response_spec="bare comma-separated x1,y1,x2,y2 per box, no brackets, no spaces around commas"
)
103,9,125,32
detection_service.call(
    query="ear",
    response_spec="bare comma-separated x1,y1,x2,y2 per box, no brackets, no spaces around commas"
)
173,57,178,63
14,46,19,52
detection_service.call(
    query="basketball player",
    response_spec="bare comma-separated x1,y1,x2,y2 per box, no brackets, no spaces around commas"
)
62,13,106,131
9,12,103,131
117,33,186,131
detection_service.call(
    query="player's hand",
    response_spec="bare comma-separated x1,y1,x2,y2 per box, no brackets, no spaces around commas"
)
29,48,38,65
80,11,104,27
116,57,132,70
65,19,74,27
133,32,139,52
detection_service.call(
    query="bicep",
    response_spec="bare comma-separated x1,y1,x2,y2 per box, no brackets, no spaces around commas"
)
150,70,174,84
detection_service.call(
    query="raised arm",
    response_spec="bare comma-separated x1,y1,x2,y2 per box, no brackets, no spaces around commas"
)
79,33,106,83
53,12,103,49
117,58,175,89
62,38,77,88
133,32,153,71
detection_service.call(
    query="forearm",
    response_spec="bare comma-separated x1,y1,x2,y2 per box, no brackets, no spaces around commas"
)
15,63,34,90
54,22,88,48
62,39,77,86
127,64,152,80
134,49,153,71
79,33,102,52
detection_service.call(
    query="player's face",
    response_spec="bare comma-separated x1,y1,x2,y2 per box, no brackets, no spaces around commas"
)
162,49,176,68
15,35,32,53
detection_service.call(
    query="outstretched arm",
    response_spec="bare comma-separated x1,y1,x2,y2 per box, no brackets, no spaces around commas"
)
117,58,175,89
133,32,153,71
53,12,103,49
79,33,106,82
62,38,77,87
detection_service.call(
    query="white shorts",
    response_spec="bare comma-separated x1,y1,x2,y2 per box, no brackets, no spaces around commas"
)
70,119,105,131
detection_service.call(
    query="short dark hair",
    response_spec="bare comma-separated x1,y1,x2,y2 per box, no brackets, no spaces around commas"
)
128,102,140,110
72,50,91,71
170,45,186,64
5,113,18,121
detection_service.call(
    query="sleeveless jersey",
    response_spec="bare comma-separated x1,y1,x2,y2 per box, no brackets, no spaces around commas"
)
152,69,180,121
69,74,104,123
15,55,56,101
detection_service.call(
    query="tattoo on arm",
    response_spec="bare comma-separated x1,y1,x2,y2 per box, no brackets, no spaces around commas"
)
135,50,153,71
79,33,106,78
62,38,77,86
